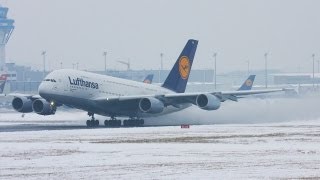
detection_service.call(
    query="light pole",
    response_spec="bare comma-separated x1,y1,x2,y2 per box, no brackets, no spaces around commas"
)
264,53,268,88
41,51,46,79
160,53,164,83
103,51,107,74
76,62,79,70
213,53,217,90
312,54,315,90
246,60,250,76
60,62,63,69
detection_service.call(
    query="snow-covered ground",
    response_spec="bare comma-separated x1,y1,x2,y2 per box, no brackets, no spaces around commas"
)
1,120,320,179
1,97,320,179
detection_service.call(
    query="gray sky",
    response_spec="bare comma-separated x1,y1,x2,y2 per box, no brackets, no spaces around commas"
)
2,0,320,73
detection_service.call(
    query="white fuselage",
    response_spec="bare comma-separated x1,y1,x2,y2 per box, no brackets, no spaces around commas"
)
39,69,190,118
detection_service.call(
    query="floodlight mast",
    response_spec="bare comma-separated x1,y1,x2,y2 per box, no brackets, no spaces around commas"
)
160,53,163,83
213,53,217,90
42,51,46,79
103,51,107,74
264,53,268,88
312,54,315,90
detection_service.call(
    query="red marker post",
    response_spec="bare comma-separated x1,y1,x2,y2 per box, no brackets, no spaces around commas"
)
181,124,190,129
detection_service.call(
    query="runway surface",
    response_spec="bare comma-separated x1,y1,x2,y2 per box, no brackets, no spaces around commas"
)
1,96,320,179
1,117,320,179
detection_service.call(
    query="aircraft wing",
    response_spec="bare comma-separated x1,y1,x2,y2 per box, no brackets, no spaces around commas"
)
163,88,283,103
7,93,41,100
94,88,284,107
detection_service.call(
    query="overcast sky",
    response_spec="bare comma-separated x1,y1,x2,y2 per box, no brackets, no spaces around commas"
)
2,0,320,73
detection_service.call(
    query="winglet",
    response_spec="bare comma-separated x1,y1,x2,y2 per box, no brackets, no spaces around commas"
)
162,39,198,93
237,75,256,91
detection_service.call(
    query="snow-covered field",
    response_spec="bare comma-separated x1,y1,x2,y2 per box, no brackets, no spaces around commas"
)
1,97,320,179
1,120,320,179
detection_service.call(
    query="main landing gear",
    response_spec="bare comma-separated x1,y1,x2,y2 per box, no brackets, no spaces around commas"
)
86,112,99,127
104,117,145,127
104,117,121,127
86,113,145,128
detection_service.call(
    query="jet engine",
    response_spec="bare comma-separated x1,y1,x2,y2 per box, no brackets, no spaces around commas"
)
196,94,221,110
32,99,56,115
139,97,164,114
12,97,33,113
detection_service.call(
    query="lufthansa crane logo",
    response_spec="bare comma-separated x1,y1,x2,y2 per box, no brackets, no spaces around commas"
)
179,56,190,80
143,79,151,84
245,79,253,86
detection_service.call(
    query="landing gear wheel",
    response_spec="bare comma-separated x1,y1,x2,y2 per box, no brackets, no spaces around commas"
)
86,120,91,127
95,120,99,126
104,116,122,127
123,118,144,127
109,120,120,127
137,119,144,126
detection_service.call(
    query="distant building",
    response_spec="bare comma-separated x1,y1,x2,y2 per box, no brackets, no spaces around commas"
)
273,73,320,85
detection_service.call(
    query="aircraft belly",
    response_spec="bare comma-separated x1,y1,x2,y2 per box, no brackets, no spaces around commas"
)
138,103,192,118
41,91,192,118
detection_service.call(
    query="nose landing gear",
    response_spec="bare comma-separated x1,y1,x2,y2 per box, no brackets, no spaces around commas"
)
86,112,99,127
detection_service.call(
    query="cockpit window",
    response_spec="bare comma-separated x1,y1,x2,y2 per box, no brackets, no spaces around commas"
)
43,79,56,82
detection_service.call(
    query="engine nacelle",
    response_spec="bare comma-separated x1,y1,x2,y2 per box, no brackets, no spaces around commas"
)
139,97,164,114
12,97,33,113
196,94,221,110
32,99,56,115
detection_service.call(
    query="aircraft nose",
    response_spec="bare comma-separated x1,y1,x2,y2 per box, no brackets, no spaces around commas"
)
38,82,49,97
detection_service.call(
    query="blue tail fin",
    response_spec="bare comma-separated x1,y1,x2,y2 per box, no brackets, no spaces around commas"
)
162,39,198,93
237,75,256,91
143,74,153,84
0,74,7,94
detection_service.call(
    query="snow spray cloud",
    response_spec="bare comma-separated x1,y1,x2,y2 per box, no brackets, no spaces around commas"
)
2,96,320,126
0,110,89,123
145,96,320,126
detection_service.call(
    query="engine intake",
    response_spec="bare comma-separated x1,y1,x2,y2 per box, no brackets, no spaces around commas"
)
12,97,33,113
139,97,164,114
196,94,221,110
32,99,56,115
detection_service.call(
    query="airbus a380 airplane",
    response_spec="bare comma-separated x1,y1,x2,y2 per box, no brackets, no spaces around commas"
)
11,39,282,127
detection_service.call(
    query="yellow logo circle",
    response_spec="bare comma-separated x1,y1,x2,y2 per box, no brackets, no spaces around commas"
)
245,79,253,86
179,56,190,80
